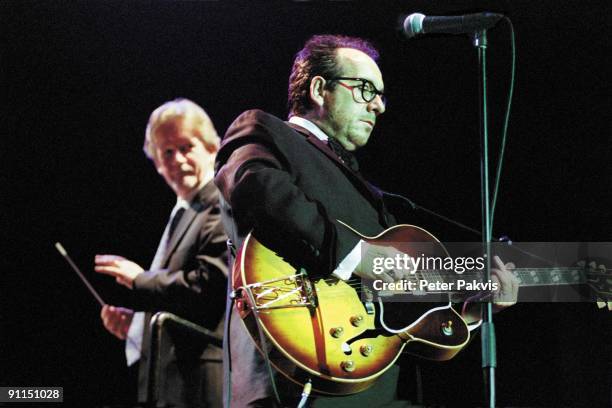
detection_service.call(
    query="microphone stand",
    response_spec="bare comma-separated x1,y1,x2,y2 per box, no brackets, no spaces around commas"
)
474,29,496,408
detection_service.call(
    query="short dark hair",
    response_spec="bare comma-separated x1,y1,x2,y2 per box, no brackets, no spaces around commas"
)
288,34,379,117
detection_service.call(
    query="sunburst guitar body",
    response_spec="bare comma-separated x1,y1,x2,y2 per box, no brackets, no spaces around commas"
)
231,224,472,395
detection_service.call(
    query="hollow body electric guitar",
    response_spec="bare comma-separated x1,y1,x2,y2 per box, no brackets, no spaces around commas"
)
231,224,610,395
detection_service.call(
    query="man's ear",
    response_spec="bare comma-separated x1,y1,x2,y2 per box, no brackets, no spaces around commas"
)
309,76,326,108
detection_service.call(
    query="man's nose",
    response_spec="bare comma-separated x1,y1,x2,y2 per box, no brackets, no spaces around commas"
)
171,151,188,163
368,94,386,115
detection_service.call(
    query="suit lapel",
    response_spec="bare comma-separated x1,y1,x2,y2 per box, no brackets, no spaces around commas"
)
286,122,347,168
156,182,215,268
287,122,384,207
159,207,198,268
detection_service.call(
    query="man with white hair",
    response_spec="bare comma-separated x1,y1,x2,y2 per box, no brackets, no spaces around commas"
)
96,98,228,407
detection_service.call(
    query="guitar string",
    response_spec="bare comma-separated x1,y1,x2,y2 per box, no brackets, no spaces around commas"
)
317,269,607,288
250,266,611,300
252,278,610,302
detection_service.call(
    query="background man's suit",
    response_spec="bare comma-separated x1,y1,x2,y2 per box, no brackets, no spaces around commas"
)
215,110,401,407
130,180,228,407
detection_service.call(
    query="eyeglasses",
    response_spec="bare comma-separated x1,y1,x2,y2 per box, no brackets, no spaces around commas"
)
327,77,386,106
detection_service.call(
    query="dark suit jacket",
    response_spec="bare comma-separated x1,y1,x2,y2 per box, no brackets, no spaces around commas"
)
214,110,398,407
132,180,228,408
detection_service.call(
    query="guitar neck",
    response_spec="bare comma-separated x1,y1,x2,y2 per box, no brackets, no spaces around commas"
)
417,267,587,288
511,267,586,287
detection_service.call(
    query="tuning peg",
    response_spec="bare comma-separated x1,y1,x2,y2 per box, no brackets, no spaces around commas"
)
596,298,605,309
589,261,597,270
608,301,612,311
576,260,586,268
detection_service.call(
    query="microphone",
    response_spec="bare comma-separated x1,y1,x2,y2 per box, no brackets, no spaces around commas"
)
402,12,503,38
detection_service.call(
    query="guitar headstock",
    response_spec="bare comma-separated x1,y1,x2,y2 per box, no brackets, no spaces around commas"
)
578,260,612,311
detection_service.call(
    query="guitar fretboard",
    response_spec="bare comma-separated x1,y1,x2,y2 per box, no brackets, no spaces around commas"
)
410,267,587,288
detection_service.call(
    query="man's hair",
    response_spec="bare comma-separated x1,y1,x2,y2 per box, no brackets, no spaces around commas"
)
143,98,220,160
288,34,379,117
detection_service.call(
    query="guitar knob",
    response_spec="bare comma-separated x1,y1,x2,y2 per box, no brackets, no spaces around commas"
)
350,315,364,327
330,327,344,338
441,320,454,336
341,360,355,372
360,344,373,356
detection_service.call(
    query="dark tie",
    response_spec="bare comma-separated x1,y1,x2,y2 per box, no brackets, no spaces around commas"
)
168,207,186,239
327,137,359,172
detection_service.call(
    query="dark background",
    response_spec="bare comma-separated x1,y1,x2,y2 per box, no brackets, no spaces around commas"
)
2,1,610,407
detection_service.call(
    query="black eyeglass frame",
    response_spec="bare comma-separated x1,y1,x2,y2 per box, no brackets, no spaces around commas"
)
326,77,386,106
